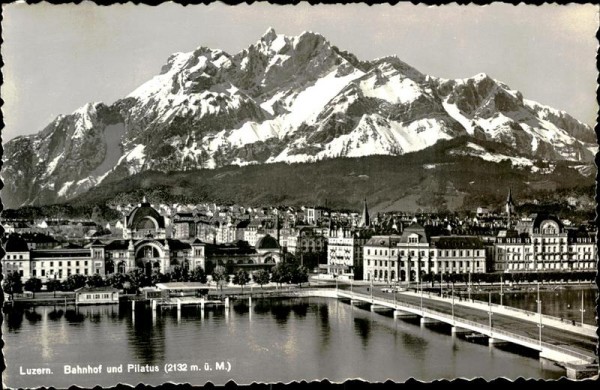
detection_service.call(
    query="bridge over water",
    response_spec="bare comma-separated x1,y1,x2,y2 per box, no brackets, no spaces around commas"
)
285,288,597,378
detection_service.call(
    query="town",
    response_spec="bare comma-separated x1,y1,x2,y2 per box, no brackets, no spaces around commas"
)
1,189,596,298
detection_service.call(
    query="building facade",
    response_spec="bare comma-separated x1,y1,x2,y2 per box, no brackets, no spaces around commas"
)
495,214,596,272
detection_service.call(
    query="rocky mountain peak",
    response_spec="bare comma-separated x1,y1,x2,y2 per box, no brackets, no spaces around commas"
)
1,29,595,209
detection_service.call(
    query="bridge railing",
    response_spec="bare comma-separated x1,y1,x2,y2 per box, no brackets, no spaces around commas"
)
333,289,595,362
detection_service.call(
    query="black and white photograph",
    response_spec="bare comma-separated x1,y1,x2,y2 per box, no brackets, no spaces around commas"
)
1,2,598,388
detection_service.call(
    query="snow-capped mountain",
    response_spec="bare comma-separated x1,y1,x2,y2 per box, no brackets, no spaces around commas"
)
2,28,596,208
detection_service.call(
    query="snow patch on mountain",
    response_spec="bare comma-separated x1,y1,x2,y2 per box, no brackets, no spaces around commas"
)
72,102,99,139
359,69,425,105
285,69,364,127
452,142,537,168
442,99,475,135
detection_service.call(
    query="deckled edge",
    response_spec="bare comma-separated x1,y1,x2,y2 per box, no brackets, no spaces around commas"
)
0,1,598,390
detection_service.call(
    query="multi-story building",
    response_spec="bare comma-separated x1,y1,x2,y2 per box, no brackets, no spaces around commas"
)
326,226,370,279
429,236,488,275
495,214,596,272
363,226,488,283
363,235,402,282
396,224,431,283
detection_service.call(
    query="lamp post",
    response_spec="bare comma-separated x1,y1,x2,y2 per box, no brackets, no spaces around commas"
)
420,280,423,314
537,282,543,347
451,283,455,325
440,272,443,297
370,277,373,301
468,271,471,301
499,275,504,306
580,290,585,325
488,291,493,336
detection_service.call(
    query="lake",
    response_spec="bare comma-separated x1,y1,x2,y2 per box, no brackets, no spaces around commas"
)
2,296,570,388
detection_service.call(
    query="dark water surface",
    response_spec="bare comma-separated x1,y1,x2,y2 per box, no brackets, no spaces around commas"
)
3,297,567,388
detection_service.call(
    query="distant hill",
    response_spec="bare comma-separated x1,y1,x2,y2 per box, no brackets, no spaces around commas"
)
52,137,593,220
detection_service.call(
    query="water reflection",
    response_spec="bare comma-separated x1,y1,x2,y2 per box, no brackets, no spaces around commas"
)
24,309,42,323
271,302,292,324
353,317,371,347
128,307,166,366
4,305,23,330
48,309,64,321
64,309,85,323
291,302,309,317
2,297,566,388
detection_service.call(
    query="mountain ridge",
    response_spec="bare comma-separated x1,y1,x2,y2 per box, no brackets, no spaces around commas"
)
2,28,596,209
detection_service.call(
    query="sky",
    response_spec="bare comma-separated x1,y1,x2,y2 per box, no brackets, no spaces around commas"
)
2,2,598,143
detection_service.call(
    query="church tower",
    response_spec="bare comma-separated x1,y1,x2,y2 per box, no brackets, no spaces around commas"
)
506,188,515,228
359,198,370,228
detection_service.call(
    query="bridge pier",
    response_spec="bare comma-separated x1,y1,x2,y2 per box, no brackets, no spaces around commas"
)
451,326,471,335
394,310,419,318
225,297,230,309
564,363,599,380
420,317,443,325
488,337,510,346
370,304,392,312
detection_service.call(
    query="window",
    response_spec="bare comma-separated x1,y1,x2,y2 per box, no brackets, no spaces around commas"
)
50,261,54,267
32,270,37,276
41,270,46,276
85,261,88,266
68,261,71,266
19,255,23,260
367,249,370,255
59,261,63,266
84,269,88,275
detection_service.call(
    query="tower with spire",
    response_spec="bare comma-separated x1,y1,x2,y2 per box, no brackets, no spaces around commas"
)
359,198,370,228
505,188,515,228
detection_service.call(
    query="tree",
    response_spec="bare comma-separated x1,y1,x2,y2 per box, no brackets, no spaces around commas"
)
189,266,207,283
24,277,43,297
24,277,43,292
46,279,63,295
105,272,128,290
270,263,288,286
127,268,151,293
292,265,309,286
232,270,250,293
170,265,189,282
3,271,23,299
253,269,270,289
151,270,168,286
86,274,105,288
211,266,229,292
62,274,87,291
